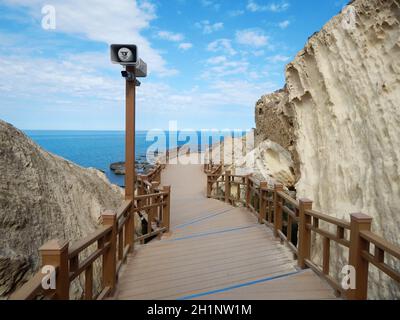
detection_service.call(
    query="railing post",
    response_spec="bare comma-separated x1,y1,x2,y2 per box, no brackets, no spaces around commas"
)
259,182,268,224
225,170,231,204
163,186,171,232
148,182,160,234
39,239,69,300
245,174,252,208
273,184,284,238
101,211,117,294
137,176,144,209
298,198,313,269
347,213,372,300
156,168,161,183
207,175,212,198
124,201,135,253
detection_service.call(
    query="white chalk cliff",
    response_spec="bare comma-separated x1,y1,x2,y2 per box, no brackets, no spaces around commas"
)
255,0,400,298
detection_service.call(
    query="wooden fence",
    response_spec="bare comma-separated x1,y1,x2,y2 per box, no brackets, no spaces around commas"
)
10,165,170,300
205,165,400,300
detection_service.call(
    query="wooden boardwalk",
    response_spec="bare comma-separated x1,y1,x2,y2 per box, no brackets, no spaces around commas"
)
114,164,337,300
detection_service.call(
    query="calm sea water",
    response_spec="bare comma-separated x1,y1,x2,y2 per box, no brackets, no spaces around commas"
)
25,130,244,186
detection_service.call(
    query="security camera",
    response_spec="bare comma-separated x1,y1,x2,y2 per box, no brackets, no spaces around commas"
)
110,44,147,78
133,58,147,78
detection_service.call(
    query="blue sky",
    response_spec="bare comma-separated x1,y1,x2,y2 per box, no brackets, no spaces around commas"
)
0,0,349,130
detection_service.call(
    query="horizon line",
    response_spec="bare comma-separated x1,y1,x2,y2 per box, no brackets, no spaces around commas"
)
22,128,255,132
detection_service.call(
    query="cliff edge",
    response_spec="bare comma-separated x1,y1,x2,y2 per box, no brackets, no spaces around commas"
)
0,120,124,298
255,0,400,298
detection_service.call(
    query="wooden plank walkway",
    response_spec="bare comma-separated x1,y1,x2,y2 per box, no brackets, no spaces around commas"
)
114,164,337,300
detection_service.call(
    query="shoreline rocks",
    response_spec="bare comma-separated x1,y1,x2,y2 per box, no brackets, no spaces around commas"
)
110,157,155,176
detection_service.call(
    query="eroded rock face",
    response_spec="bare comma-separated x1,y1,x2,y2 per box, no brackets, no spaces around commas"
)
255,0,400,298
255,88,300,181
0,120,123,298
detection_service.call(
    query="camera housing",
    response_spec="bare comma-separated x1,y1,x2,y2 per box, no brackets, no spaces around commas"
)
133,58,147,78
110,44,147,78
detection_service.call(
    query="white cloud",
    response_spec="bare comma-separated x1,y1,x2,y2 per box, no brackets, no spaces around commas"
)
278,20,290,29
267,54,290,63
199,79,278,107
268,2,290,12
206,56,227,64
236,29,269,47
207,39,237,55
246,0,261,12
0,53,121,101
1,0,283,127
2,0,173,76
195,20,224,34
203,55,249,78
157,30,184,42
178,43,193,50
0,40,279,128
200,0,221,10
253,50,265,57
246,0,290,13
207,61,248,78
229,10,245,17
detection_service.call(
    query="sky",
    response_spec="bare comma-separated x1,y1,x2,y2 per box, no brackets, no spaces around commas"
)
0,0,349,131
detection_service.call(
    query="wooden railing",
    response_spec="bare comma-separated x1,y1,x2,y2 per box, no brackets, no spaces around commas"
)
205,165,400,300
10,165,170,300
205,163,223,199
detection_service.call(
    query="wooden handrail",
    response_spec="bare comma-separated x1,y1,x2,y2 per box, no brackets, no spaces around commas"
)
9,267,58,300
359,230,400,283
9,272,45,300
116,200,133,221
360,230,400,260
306,209,350,230
277,191,298,207
133,201,167,212
69,243,111,281
135,192,168,201
11,165,170,300
68,225,112,259
248,175,260,186
203,163,400,300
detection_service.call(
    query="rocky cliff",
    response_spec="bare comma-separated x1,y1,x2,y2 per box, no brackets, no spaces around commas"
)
255,0,400,298
0,120,124,298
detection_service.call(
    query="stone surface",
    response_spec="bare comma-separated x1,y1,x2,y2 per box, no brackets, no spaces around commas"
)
255,88,300,180
203,132,295,188
110,159,154,175
255,0,400,298
0,120,124,298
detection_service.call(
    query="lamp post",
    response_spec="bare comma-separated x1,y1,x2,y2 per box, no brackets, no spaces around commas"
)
110,44,147,251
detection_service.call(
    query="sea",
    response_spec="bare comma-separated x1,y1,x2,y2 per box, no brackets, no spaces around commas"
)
25,130,246,187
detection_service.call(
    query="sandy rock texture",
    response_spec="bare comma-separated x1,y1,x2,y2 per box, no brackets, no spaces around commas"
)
255,0,400,298
203,131,295,188
255,89,300,180
0,120,123,298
